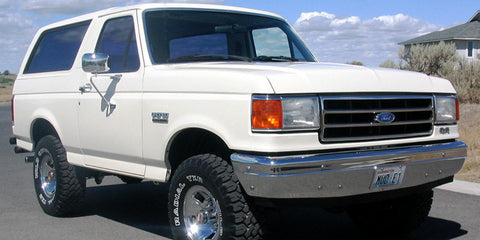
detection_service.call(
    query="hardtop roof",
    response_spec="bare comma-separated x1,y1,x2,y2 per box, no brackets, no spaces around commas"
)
38,3,285,31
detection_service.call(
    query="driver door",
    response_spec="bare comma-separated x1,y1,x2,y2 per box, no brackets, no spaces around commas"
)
78,12,145,176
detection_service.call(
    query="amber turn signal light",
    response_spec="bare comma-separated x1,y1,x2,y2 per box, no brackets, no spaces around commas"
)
252,99,283,129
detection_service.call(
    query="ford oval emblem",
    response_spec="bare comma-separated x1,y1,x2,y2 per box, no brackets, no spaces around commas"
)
375,112,395,124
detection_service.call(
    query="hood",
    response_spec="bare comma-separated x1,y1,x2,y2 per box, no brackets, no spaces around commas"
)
149,62,456,94
263,62,456,94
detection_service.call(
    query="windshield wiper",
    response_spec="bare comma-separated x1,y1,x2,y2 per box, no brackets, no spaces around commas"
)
167,54,252,63
253,56,299,62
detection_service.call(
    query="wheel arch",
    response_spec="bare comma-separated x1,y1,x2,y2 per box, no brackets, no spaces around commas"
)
30,118,60,149
165,128,232,180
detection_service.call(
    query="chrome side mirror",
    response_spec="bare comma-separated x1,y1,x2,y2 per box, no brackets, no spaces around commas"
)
82,53,110,73
81,53,118,114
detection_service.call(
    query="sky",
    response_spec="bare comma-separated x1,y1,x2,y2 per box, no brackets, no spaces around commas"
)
0,0,478,73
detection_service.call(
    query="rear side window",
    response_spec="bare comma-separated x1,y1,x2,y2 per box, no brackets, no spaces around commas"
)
25,21,90,74
95,16,140,73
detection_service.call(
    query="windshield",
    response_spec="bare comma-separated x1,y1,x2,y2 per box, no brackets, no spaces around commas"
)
144,10,316,63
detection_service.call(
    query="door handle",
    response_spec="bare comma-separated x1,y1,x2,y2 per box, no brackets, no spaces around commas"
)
79,83,92,93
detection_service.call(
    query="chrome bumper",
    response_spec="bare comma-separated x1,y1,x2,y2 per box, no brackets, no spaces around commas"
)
230,141,467,199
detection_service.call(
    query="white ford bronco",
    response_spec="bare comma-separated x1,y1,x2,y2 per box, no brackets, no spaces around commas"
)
10,3,467,239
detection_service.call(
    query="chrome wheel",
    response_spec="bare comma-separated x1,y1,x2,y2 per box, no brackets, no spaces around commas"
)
38,149,56,200
183,185,222,240
33,135,86,216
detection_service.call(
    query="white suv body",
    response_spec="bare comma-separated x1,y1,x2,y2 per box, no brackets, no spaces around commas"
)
11,4,466,239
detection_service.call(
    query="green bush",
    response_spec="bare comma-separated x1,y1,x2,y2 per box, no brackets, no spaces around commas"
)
0,76,14,85
346,61,364,66
379,59,399,69
399,41,458,76
441,59,480,103
399,41,480,103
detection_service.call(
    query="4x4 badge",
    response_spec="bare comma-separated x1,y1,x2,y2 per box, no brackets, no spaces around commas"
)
374,112,395,124
152,112,169,123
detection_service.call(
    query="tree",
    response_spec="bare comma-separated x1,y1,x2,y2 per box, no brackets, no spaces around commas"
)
379,59,399,69
2,70,9,75
346,61,364,66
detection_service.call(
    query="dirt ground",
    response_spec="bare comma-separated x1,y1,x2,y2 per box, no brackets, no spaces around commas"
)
456,104,480,183
0,85,12,102
0,88,478,182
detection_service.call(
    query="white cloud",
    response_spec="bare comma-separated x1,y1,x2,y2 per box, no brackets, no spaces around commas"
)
0,0,10,8
294,11,443,66
295,12,336,32
0,11,38,72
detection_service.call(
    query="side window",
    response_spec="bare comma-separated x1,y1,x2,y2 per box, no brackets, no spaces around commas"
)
95,16,139,73
292,44,307,61
169,33,228,59
25,21,90,74
252,27,291,57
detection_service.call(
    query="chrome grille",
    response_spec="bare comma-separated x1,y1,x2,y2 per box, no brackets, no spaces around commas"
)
320,95,434,142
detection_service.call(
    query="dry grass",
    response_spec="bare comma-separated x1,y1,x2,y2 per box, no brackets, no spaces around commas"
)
0,74,14,102
456,104,480,183
0,85,12,102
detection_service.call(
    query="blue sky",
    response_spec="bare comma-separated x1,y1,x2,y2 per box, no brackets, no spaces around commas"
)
227,0,476,26
0,0,478,73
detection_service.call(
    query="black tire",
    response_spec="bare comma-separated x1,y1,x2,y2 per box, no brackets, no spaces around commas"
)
168,154,264,240
119,175,143,184
347,190,433,235
33,135,86,216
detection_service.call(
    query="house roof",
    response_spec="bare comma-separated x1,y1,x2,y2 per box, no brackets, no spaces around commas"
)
399,10,480,45
469,10,480,22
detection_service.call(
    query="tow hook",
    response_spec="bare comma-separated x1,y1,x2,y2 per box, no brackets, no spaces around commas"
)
25,156,35,163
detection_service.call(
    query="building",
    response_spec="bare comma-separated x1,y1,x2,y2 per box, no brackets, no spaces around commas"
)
399,10,480,60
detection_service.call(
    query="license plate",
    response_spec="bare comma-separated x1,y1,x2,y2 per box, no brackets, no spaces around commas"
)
371,166,405,188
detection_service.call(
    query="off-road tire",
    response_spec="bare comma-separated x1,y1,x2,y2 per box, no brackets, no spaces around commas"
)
348,190,433,235
33,135,86,217
168,154,264,239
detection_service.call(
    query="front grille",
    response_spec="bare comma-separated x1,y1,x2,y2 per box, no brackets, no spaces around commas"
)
320,95,434,142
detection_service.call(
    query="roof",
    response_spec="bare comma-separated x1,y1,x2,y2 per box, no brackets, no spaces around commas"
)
469,10,480,22
38,3,284,32
400,10,480,45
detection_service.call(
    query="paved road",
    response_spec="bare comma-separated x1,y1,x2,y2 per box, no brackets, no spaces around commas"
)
1,102,479,240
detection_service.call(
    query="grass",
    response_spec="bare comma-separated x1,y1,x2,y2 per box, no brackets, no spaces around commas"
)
0,75,15,102
0,85,12,102
0,77,478,182
0,75,15,84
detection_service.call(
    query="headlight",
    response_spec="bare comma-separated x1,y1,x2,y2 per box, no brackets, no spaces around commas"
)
252,95,320,131
434,95,459,124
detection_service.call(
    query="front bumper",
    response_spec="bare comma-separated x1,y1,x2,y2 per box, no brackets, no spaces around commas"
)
231,141,467,199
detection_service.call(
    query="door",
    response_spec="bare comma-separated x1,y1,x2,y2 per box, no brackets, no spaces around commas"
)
78,12,145,176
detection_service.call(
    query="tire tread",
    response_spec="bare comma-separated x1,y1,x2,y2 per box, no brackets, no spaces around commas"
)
34,135,85,217
169,154,264,239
